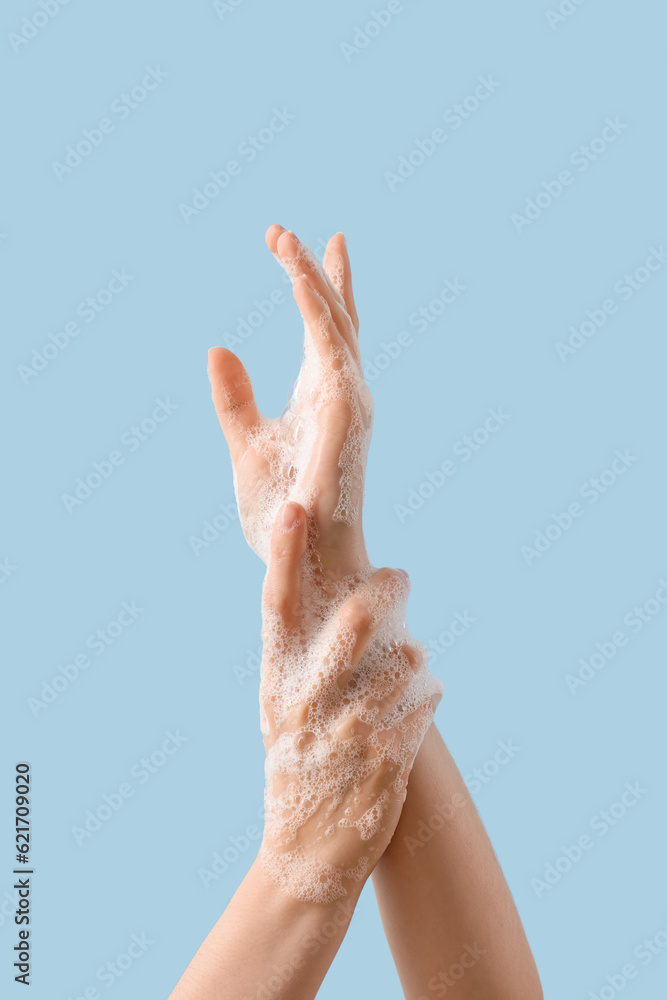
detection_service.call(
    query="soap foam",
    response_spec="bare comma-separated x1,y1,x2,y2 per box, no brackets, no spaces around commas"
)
224,237,443,901
260,566,441,903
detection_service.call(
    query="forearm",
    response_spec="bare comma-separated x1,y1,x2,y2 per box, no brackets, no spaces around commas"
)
372,724,543,999
169,854,362,1000
206,223,542,997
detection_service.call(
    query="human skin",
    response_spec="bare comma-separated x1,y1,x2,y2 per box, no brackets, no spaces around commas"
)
372,725,543,998
169,503,417,998
206,226,370,578
169,227,542,998
260,543,437,894
168,857,361,998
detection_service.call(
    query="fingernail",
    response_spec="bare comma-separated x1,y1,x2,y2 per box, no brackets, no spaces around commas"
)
279,231,299,257
279,502,301,531
396,568,410,586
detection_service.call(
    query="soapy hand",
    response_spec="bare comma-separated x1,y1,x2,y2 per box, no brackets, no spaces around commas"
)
258,500,441,903
209,227,443,903
209,226,371,577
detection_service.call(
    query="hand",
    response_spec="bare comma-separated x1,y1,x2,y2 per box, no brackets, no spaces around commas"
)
208,226,372,577
258,501,441,904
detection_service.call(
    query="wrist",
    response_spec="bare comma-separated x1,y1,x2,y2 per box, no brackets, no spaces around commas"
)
248,852,364,944
256,837,371,908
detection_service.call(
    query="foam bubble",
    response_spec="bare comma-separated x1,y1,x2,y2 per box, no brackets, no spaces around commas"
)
227,238,443,901
259,557,442,903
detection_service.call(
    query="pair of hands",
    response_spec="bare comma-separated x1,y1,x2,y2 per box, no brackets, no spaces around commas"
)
209,226,441,902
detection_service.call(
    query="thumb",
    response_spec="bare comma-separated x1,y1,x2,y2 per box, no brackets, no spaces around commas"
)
208,347,260,464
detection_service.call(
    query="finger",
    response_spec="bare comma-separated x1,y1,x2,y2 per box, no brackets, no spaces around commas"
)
331,570,414,740
291,272,340,355
300,394,354,518
302,568,410,732
401,641,427,673
306,568,405,703
265,223,285,253
290,273,365,514
336,567,410,673
291,274,353,380
333,714,373,742
262,501,307,629
323,232,359,335
277,231,358,358
334,646,422,742
365,643,424,718
208,347,260,465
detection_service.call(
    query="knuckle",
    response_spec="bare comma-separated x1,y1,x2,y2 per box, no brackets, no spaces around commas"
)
271,533,294,563
375,567,397,586
341,598,372,636
401,643,424,671
376,567,409,594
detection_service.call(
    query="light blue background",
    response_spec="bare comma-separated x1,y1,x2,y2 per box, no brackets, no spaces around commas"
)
2,1,666,997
